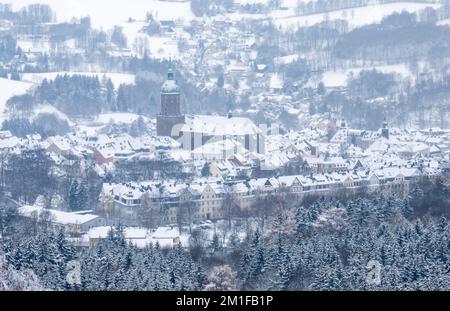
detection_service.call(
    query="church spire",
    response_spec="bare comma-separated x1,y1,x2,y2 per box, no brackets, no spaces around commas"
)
161,61,179,94
167,58,174,80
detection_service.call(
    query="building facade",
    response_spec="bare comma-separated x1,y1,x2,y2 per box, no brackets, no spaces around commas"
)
102,164,427,227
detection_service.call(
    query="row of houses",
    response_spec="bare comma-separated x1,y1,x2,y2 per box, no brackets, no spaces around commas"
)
102,164,434,225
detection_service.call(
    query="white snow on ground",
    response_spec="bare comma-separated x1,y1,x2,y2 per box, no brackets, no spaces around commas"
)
32,104,75,126
120,21,148,52
437,19,450,27
21,72,136,87
96,112,146,125
320,64,413,88
114,21,182,59
214,2,439,31
17,39,51,54
4,0,436,32
0,78,34,122
269,73,284,89
3,0,195,29
273,2,440,31
147,36,180,60
235,0,267,4
274,54,299,65
236,0,313,5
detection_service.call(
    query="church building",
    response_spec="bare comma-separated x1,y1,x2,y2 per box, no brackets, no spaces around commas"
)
156,66,265,158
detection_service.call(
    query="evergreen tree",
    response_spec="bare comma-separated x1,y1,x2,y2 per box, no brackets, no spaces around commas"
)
105,78,116,111
211,233,221,254
201,162,211,177
68,179,80,211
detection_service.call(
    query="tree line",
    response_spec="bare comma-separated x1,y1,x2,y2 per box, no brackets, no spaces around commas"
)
0,173,449,290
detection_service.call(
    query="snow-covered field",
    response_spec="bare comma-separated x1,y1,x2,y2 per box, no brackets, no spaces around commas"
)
32,104,75,126
320,64,414,88
111,17,184,59
3,0,195,29
273,2,441,31
437,19,450,27
17,39,51,54
147,36,180,60
215,2,440,31
0,78,34,122
236,0,312,6
21,72,136,87
4,0,438,32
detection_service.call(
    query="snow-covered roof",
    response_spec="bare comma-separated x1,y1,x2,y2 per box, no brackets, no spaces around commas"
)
192,139,243,156
0,135,20,150
182,115,261,136
18,206,99,225
269,73,283,90
161,78,180,94
152,226,181,239
46,136,72,152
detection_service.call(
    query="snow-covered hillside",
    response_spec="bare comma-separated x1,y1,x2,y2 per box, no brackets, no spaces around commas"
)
273,2,440,30
0,78,34,122
3,0,438,32
96,112,149,125
3,0,195,29
224,1,440,30
21,72,136,88
32,104,75,126
319,64,414,88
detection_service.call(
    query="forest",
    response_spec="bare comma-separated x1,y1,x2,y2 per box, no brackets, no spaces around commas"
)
0,172,449,291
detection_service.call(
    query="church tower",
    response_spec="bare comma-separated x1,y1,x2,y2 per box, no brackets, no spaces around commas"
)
381,118,390,139
157,64,185,137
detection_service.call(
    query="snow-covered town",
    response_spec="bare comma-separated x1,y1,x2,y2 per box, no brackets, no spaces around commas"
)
2,69,449,239
1,0,450,292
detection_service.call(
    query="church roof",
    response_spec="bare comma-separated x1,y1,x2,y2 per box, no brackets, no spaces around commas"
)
161,79,180,93
181,115,261,136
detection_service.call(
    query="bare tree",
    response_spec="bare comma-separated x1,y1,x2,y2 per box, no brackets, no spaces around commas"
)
223,191,240,231
138,192,160,229
0,257,47,291
0,151,9,193
250,191,284,233
204,265,238,291
100,192,115,220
